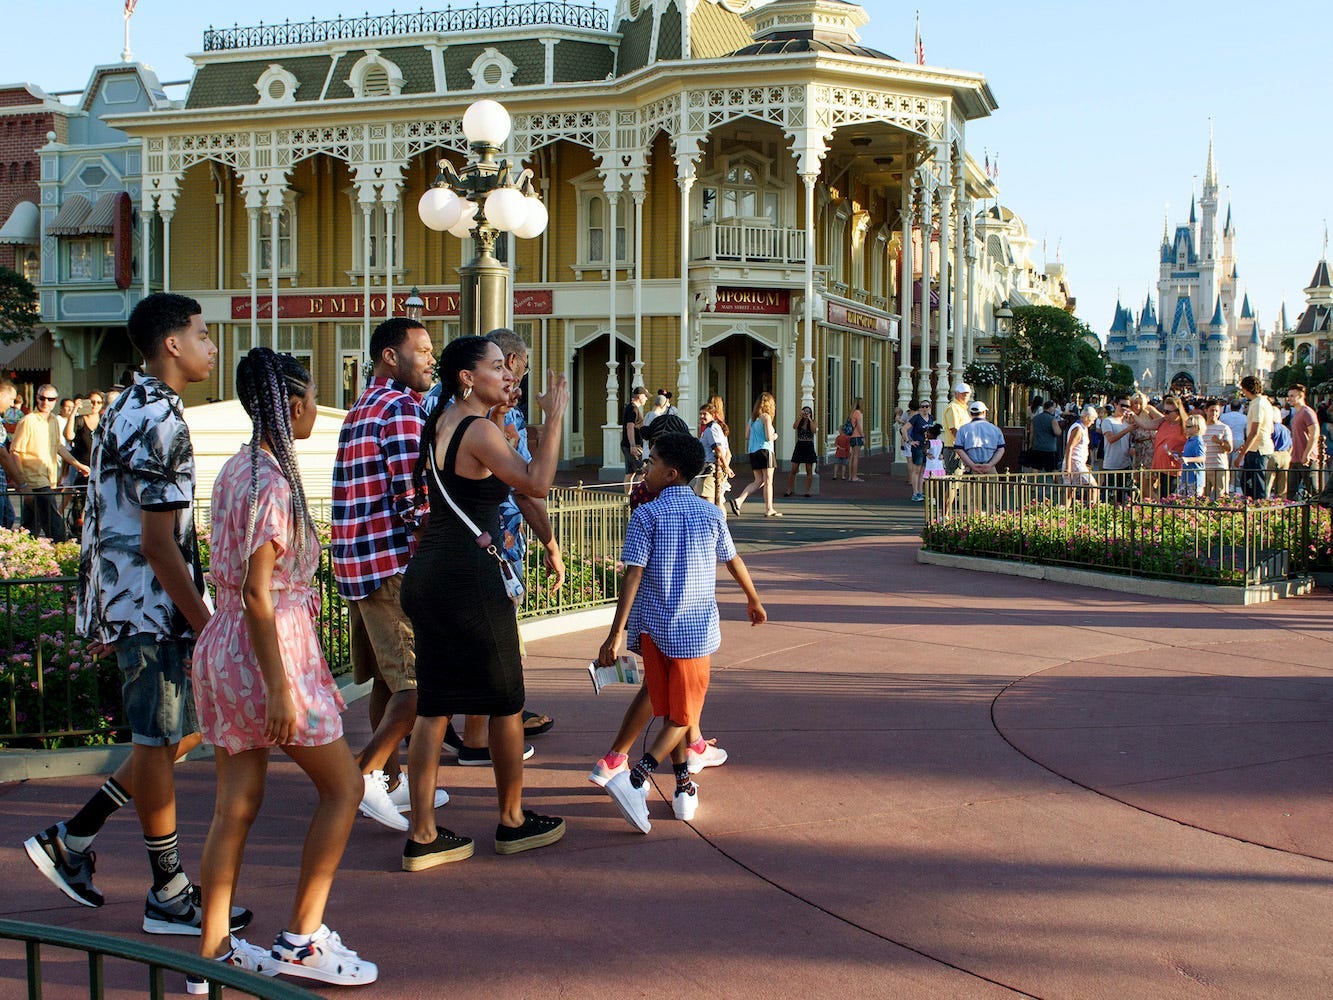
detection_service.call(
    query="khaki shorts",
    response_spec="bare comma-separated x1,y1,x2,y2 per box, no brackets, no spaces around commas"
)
348,575,417,693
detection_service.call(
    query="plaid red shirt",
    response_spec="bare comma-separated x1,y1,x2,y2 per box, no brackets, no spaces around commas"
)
332,377,427,601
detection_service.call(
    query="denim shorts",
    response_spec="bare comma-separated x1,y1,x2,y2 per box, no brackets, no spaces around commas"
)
116,634,199,746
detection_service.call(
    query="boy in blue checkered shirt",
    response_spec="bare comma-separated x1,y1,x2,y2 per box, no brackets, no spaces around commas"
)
598,433,766,832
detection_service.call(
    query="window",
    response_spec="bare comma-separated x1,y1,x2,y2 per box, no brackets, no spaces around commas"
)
68,240,94,280
870,351,882,433
848,358,862,423
824,353,841,436
570,172,634,271
21,248,38,283
276,325,314,374
701,163,779,224
101,239,116,277
350,200,404,275
830,207,848,287
260,207,293,272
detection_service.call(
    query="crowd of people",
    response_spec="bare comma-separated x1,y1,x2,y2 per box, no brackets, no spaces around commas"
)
20,294,764,994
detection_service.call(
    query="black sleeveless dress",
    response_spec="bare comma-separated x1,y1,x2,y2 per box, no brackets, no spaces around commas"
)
401,415,524,717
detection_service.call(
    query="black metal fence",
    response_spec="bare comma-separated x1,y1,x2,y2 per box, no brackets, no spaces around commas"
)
920,471,1330,586
203,2,609,51
1,487,627,746
0,918,315,1000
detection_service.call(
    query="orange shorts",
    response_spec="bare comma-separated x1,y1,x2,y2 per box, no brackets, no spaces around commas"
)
640,633,710,728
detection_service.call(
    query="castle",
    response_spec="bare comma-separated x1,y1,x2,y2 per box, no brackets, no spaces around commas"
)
1107,135,1274,395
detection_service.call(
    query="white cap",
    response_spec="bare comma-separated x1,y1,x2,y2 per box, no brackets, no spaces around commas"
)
953,382,972,395
968,400,988,415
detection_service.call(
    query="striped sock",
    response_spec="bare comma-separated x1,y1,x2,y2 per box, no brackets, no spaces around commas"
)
65,776,130,853
145,831,184,893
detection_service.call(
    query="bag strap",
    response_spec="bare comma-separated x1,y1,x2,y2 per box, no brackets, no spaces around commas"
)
427,428,506,567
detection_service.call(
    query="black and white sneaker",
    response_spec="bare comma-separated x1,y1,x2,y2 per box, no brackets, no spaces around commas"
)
23,823,103,907
457,743,535,766
142,881,254,936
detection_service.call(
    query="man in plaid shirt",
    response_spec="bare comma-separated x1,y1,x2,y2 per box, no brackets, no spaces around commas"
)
333,316,440,831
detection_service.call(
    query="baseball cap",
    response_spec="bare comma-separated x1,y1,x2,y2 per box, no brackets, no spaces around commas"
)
968,400,988,415
953,382,972,395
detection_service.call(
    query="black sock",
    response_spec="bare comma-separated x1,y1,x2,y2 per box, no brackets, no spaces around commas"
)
145,831,184,894
65,776,130,850
673,762,692,794
628,753,659,789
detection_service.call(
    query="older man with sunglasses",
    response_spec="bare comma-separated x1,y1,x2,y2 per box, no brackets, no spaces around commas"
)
10,383,89,540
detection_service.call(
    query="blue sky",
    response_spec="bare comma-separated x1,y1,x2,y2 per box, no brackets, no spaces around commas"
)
6,0,1329,341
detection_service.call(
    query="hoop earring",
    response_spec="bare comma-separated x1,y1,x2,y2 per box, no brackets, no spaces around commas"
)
462,386,472,401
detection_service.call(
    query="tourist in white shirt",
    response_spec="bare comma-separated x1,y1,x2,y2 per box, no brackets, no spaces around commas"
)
1201,400,1233,498
1237,375,1276,499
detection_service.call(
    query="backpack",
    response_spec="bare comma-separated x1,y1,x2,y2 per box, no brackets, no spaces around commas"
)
842,419,854,436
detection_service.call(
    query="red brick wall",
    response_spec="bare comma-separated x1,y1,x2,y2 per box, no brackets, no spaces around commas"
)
0,91,57,275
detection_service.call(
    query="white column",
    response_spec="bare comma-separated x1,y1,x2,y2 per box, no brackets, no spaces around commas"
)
245,198,260,346
801,172,818,415
935,183,952,412
953,187,966,370
676,167,696,419
383,188,398,317
631,186,646,390
160,210,173,292
917,186,932,403
359,190,375,359
607,187,620,376
897,180,915,428
965,216,977,363
141,199,153,296
268,196,281,351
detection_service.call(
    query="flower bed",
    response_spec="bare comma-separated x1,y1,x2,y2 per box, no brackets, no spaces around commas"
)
922,495,1330,587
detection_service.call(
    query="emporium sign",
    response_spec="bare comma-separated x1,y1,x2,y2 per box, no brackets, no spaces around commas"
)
706,287,791,315
231,289,554,320
826,300,894,339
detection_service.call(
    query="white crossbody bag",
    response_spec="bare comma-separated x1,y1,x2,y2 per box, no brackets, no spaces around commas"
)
429,455,526,601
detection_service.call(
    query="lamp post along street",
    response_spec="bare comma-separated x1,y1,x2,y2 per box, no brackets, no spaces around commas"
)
994,299,1014,426
417,99,548,338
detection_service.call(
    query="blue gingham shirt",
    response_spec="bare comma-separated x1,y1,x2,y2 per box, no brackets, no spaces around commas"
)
622,484,737,658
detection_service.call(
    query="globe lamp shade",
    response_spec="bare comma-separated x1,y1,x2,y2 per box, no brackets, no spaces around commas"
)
462,99,511,147
418,187,461,232
448,199,478,239
513,197,549,240
485,187,529,232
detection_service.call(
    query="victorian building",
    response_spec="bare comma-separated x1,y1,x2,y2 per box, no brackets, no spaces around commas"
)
41,0,1009,469
1290,257,1332,371
1107,134,1274,396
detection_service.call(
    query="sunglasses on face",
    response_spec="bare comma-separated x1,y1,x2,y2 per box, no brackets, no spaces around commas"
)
39,395,57,402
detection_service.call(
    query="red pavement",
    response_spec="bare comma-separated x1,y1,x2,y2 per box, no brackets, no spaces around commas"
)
3,460,1333,998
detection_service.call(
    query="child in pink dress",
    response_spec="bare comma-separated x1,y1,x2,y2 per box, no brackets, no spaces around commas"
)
190,348,374,994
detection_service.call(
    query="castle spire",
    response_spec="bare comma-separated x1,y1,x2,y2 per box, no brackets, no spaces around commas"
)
1204,123,1219,193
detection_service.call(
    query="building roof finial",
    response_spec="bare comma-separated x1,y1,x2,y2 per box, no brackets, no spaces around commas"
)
1204,120,1219,191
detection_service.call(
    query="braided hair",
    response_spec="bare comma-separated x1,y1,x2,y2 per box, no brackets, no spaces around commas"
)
235,348,316,569
413,335,494,508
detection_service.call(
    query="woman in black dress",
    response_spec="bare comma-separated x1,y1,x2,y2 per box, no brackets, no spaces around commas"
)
784,406,818,497
400,337,569,869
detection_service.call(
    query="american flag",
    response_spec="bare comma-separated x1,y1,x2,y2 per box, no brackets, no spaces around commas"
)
915,11,925,65
124,0,137,17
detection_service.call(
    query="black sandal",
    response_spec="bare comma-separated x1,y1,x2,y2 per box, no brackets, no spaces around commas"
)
522,710,554,737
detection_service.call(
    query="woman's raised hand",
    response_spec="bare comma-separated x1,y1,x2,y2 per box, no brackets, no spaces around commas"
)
536,370,569,420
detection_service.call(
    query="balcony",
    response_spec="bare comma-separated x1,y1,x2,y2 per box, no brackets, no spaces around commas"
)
690,222,806,266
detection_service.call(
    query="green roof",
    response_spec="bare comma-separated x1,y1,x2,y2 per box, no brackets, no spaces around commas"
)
553,40,615,82
325,46,436,100
443,41,546,88
657,2,683,61
186,55,331,109
615,9,654,76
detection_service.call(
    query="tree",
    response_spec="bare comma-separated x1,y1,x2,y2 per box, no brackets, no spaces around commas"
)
0,268,39,346
1011,305,1106,400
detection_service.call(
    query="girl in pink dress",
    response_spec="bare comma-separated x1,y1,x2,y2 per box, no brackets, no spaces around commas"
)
190,349,375,993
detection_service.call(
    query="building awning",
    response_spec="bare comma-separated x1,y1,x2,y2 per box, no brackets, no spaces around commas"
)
0,330,52,371
47,194,92,236
79,192,121,235
0,200,38,245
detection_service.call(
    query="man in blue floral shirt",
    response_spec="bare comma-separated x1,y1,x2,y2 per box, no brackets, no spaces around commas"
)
25,294,251,939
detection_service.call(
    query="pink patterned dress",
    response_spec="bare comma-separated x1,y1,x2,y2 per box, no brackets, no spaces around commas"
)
193,448,345,755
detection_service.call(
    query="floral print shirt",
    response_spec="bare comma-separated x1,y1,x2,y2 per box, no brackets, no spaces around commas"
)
76,374,205,645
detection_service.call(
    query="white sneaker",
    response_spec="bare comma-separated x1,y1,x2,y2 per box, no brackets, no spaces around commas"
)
687,742,729,774
672,783,699,821
186,936,279,994
386,780,449,813
358,771,409,831
606,771,651,834
270,924,378,986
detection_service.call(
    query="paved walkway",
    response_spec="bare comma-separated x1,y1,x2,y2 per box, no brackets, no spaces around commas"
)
3,458,1333,998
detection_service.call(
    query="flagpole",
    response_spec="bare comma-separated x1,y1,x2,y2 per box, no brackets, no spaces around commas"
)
122,13,132,63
